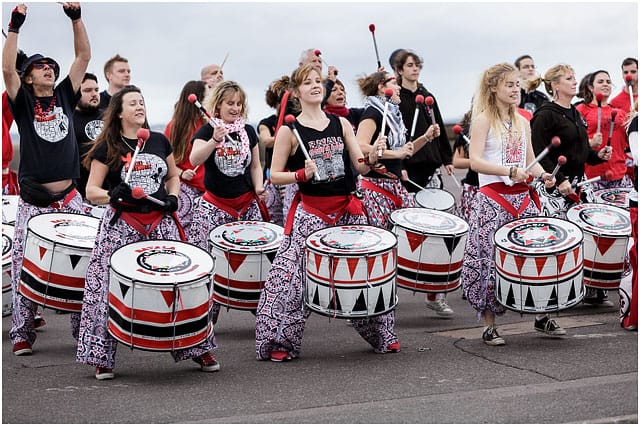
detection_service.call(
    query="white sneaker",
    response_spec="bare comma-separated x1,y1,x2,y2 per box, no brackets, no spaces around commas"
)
425,298,454,317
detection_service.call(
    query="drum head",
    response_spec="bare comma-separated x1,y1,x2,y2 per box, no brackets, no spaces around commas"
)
306,225,397,256
390,207,468,236
2,195,19,224
594,188,631,209
415,188,455,211
209,221,283,253
26,213,99,249
566,203,631,237
110,240,214,285
2,223,14,270
494,216,583,255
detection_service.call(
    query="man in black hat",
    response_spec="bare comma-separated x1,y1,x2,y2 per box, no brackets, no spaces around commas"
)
2,2,90,357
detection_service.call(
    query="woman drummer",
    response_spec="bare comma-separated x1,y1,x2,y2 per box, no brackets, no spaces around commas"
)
462,63,559,346
188,80,266,324
255,64,399,362
77,85,219,380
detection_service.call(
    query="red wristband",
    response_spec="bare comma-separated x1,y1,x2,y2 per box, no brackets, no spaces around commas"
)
294,168,309,183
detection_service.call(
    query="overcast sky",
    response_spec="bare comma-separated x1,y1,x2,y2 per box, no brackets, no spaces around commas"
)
2,1,638,130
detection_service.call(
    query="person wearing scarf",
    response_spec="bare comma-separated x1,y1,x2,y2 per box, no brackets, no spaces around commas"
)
323,78,363,132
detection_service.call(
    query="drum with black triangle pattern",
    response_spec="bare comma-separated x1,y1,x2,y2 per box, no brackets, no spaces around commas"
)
567,203,631,289
390,207,469,293
494,216,584,313
209,221,283,311
305,225,397,319
19,212,99,313
2,222,14,316
108,240,215,351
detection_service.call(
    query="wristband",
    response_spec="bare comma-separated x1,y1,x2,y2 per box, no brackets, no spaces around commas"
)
8,7,25,33
179,170,185,179
63,4,82,21
294,168,309,183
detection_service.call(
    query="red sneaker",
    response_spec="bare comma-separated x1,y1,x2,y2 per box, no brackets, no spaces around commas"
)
388,342,401,353
95,367,114,380
34,316,46,329
270,350,291,362
12,341,32,356
193,352,220,372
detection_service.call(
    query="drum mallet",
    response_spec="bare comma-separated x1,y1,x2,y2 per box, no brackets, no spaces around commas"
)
607,110,617,148
131,186,167,207
548,155,567,179
368,24,382,69
404,178,427,192
452,124,470,146
576,170,613,188
187,93,236,144
284,114,320,181
595,93,603,134
424,96,437,125
409,94,424,142
625,74,635,112
524,136,561,173
314,50,337,76
124,128,150,184
379,88,394,157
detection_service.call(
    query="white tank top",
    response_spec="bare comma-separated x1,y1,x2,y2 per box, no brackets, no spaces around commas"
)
478,122,528,188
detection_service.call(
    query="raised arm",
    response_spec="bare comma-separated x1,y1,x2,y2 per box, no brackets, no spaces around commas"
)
2,4,26,101
62,3,91,93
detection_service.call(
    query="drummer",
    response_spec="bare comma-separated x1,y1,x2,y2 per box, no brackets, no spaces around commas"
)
255,64,399,361
462,63,558,345
3,3,89,356
76,85,218,380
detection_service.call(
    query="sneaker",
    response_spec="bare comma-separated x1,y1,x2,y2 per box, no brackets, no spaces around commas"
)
12,341,32,356
34,316,46,329
482,326,505,346
425,298,454,317
193,352,220,372
270,350,292,362
95,367,114,380
534,316,566,336
388,342,401,353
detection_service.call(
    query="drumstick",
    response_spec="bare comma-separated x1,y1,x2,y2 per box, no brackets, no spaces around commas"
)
314,50,337,76
187,93,236,144
607,110,617,147
131,186,167,207
595,93,603,134
220,52,229,70
524,136,561,173
452,124,470,146
625,74,635,112
379,88,394,157
441,166,461,190
404,178,427,192
424,96,436,125
548,155,567,179
575,170,613,188
368,24,381,69
124,128,150,184
409,94,424,141
284,114,320,181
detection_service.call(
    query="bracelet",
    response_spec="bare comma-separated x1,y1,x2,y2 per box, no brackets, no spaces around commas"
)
358,156,373,166
294,168,309,183
179,170,185,179
212,137,221,143
509,166,517,180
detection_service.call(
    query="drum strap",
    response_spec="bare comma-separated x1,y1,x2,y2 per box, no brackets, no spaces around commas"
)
480,182,541,218
359,178,403,208
118,210,165,237
283,192,364,235
203,191,255,219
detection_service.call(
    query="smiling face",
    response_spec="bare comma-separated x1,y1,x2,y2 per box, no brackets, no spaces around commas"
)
217,91,244,123
589,71,612,100
119,91,146,127
379,74,401,103
296,68,324,105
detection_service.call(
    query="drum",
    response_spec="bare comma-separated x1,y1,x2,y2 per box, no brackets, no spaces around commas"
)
390,208,468,293
567,204,631,289
2,195,19,225
19,213,99,313
108,240,215,351
82,202,108,219
414,188,455,212
305,225,397,318
494,216,584,313
594,187,631,209
2,223,14,317
208,221,283,311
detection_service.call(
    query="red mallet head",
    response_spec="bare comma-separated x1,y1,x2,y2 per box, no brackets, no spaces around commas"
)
187,93,198,104
604,170,614,179
136,128,150,142
595,93,604,104
557,155,567,165
425,96,434,106
384,88,394,98
452,124,463,135
369,24,375,33
415,94,424,104
284,114,296,125
625,74,633,85
551,136,561,147
314,49,322,56
131,186,146,200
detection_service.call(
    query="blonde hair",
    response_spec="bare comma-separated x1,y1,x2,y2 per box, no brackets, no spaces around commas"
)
530,63,574,97
203,80,248,119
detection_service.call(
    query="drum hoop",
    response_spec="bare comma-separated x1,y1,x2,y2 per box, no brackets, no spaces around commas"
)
110,268,213,288
566,204,631,237
210,241,281,254
493,216,584,255
392,222,469,238
305,242,397,258
494,240,583,257
26,212,99,249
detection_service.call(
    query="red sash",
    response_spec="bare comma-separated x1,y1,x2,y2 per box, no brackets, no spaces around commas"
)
51,188,78,209
359,178,403,209
284,192,364,235
479,182,540,218
116,209,185,241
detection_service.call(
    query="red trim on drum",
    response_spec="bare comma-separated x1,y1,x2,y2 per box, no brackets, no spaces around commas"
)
18,284,82,312
21,258,86,289
211,296,259,309
305,268,396,285
397,278,460,292
108,295,209,324
397,257,463,272
583,259,625,270
213,275,265,290
108,322,209,351
495,264,582,281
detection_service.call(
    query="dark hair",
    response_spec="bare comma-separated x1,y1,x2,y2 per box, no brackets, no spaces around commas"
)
82,72,98,84
168,80,206,165
265,76,290,109
580,70,610,104
82,85,149,170
514,55,533,69
622,57,638,68
392,50,422,85
356,71,389,97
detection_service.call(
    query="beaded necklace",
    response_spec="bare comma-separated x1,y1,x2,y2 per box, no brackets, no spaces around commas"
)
34,95,57,120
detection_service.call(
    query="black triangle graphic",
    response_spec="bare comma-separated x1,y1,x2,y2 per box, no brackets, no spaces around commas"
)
547,286,558,308
389,285,395,309
443,236,462,256
353,290,368,313
506,284,515,307
265,251,277,264
374,289,386,313
119,281,130,298
69,254,82,270
327,290,342,312
568,280,576,301
312,286,320,306
525,287,535,308
497,281,502,301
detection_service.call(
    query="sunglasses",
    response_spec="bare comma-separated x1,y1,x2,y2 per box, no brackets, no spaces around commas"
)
383,76,396,84
32,62,56,70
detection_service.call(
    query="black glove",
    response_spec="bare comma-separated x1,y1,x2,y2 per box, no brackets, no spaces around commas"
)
63,4,81,21
108,182,131,204
164,194,178,213
8,7,25,33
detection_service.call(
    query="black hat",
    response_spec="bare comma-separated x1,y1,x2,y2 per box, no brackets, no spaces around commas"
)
20,54,60,81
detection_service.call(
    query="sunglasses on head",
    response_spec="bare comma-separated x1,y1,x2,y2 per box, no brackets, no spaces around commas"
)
383,76,396,84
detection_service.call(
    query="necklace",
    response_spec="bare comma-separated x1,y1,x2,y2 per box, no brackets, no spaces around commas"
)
121,134,145,152
34,95,57,119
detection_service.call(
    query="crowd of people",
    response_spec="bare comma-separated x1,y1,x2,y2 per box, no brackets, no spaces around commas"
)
2,3,637,380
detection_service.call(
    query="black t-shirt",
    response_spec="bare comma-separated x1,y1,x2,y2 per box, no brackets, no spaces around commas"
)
73,107,104,197
519,89,548,114
192,123,258,198
258,114,277,174
359,107,403,179
286,114,356,197
98,90,111,113
628,116,638,192
92,131,173,207
8,76,81,183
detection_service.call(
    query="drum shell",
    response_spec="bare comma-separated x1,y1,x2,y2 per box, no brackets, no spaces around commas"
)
2,223,14,317
304,225,398,319
107,240,215,352
414,188,455,212
391,208,468,293
494,216,584,313
2,195,19,225
19,213,99,313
